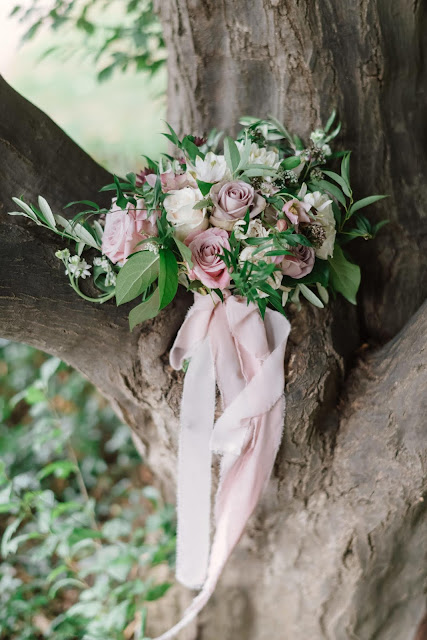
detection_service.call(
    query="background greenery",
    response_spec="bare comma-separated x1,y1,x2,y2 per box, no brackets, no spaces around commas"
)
3,0,167,176
1,2,175,638
0,342,176,640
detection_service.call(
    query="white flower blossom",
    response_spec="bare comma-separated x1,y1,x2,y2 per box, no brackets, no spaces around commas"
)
236,141,280,168
65,255,91,279
321,143,332,157
302,191,336,259
55,249,70,261
234,218,269,241
93,255,116,287
144,242,160,255
188,152,229,183
310,129,325,145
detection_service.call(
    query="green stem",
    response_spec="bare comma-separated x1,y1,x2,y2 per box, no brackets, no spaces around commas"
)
69,275,115,304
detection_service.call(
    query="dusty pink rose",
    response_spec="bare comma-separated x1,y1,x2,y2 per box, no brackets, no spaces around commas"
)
281,245,315,279
282,198,311,226
185,227,231,290
160,169,197,193
102,198,159,264
210,180,266,230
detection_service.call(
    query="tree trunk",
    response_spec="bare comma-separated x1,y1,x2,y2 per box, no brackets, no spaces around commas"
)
1,0,427,635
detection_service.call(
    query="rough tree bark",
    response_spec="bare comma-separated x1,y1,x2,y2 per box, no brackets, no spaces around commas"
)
0,0,426,636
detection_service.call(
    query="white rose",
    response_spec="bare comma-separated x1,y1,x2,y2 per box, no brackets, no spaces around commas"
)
303,191,336,259
189,152,229,183
163,187,209,241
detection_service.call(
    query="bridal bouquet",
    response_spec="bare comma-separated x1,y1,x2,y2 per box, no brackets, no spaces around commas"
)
10,113,386,639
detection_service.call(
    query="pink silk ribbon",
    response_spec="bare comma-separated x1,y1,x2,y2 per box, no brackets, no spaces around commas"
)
154,294,290,640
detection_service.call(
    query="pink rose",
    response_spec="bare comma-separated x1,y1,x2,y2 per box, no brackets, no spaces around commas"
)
102,198,159,264
185,228,231,290
281,245,315,279
160,169,197,193
282,198,311,226
210,180,266,230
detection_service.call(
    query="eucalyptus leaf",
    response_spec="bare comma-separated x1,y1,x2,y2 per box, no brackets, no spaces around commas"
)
38,196,56,228
11,197,38,222
224,136,240,173
298,284,324,308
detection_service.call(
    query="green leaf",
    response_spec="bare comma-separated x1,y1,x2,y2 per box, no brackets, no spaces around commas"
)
340,152,351,187
162,121,180,146
182,136,203,163
328,245,361,305
113,175,128,209
38,460,77,481
236,135,252,171
281,156,301,170
38,196,56,228
115,251,159,306
11,197,38,222
193,198,211,210
49,578,86,599
25,385,45,405
197,180,214,197
224,136,240,173
158,249,178,310
267,115,293,143
322,170,351,197
348,195,388,216
174,236,193,268
40,357,61,386
324,109,337,133
68,528,104,546
145,582,172,601
372,219,389,236
129,288,160,331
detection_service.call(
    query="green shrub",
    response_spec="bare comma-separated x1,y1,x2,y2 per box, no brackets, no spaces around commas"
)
0,340,175,640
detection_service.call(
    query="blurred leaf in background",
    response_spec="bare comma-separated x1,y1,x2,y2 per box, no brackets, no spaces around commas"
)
10,0,166,80
0,340,176,640
3,0,168,176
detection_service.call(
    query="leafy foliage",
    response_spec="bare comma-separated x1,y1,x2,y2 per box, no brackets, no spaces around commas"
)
0,340,175,639
10,0,166,81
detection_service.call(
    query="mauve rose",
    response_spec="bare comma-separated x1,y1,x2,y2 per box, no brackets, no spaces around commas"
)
185,227,231,290
281,245,315,279
210,180,266,230
282,198,311,226
102,198,159,264
160,169,197,193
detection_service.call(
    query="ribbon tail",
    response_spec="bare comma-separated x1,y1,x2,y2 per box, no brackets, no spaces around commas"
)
176,336,216,589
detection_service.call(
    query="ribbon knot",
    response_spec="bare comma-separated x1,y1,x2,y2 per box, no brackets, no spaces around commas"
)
154,294,290,640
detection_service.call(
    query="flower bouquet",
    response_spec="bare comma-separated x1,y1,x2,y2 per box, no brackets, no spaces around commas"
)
10,113,386,639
